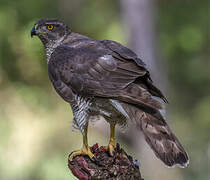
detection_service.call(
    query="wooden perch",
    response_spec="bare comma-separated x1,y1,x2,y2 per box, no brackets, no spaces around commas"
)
68,143,143,180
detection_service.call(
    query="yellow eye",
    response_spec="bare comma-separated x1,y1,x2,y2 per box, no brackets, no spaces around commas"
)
47,24,54,30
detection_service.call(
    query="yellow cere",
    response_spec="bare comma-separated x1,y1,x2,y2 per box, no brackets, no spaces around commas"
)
35,24,38,30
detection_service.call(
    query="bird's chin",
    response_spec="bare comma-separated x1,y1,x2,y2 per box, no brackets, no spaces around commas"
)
37,35,49,45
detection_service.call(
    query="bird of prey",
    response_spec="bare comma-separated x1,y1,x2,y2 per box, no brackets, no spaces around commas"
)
31,19,189,168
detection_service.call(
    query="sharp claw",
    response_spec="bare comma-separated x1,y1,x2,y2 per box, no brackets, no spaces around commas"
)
69,151,76,161
68,146,95,162
102,143,116,157
109,147,116,157
92,155,100,165
92,155,96,161
112,149,116,158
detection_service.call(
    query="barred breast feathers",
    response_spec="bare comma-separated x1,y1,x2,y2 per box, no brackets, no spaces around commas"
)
72,95,92,135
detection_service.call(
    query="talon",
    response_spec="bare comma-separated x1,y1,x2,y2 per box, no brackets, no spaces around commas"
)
92,155,100,165
69,146,94,161
103,142,116,156
69,125,95,162
108,143,116,156
112,148,117,157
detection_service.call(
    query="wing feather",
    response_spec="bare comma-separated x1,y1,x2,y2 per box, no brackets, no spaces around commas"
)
49,40,166,120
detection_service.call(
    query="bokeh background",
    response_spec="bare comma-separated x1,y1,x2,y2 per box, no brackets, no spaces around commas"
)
0,0,209,179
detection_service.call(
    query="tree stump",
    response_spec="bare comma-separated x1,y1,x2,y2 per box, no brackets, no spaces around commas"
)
68,143,143,180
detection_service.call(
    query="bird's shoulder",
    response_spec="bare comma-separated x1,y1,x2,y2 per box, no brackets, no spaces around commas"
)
100,40,146,67
49,37,147,70
48,38,113,75
48,36,149,84
50,38,107,60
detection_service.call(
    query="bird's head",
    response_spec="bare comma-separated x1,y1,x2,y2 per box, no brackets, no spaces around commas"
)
31,19,71,46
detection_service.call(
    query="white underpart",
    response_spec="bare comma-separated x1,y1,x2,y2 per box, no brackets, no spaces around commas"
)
110,99,129,119
72,95,92,135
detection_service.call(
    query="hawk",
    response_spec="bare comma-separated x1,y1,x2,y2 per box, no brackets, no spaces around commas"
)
31,19,189,167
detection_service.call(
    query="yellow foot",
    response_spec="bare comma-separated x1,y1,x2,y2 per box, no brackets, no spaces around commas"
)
69,146,94,161
103,143,116,156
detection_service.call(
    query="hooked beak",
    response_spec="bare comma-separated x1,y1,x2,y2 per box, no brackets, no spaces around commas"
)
31,25,38,37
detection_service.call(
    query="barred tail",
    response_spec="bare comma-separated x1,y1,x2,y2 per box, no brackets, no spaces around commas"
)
121,101,189,168
140,112,189,167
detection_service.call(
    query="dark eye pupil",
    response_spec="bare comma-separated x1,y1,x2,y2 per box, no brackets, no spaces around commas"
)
48,25,54,30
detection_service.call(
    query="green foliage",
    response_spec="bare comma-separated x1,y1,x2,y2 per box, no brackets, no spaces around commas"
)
159,1,210,179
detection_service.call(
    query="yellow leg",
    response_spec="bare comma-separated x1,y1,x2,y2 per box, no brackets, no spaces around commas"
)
69,125,94,161
104,123,116,156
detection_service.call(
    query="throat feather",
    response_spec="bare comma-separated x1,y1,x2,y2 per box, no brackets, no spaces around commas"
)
44,36,65,63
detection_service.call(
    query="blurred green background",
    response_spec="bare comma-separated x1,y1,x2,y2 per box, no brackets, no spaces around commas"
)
0,0,209,180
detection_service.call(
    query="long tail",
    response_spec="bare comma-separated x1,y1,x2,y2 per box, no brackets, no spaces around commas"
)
119,83,189,167
139,111,189,167
122,103,189,167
